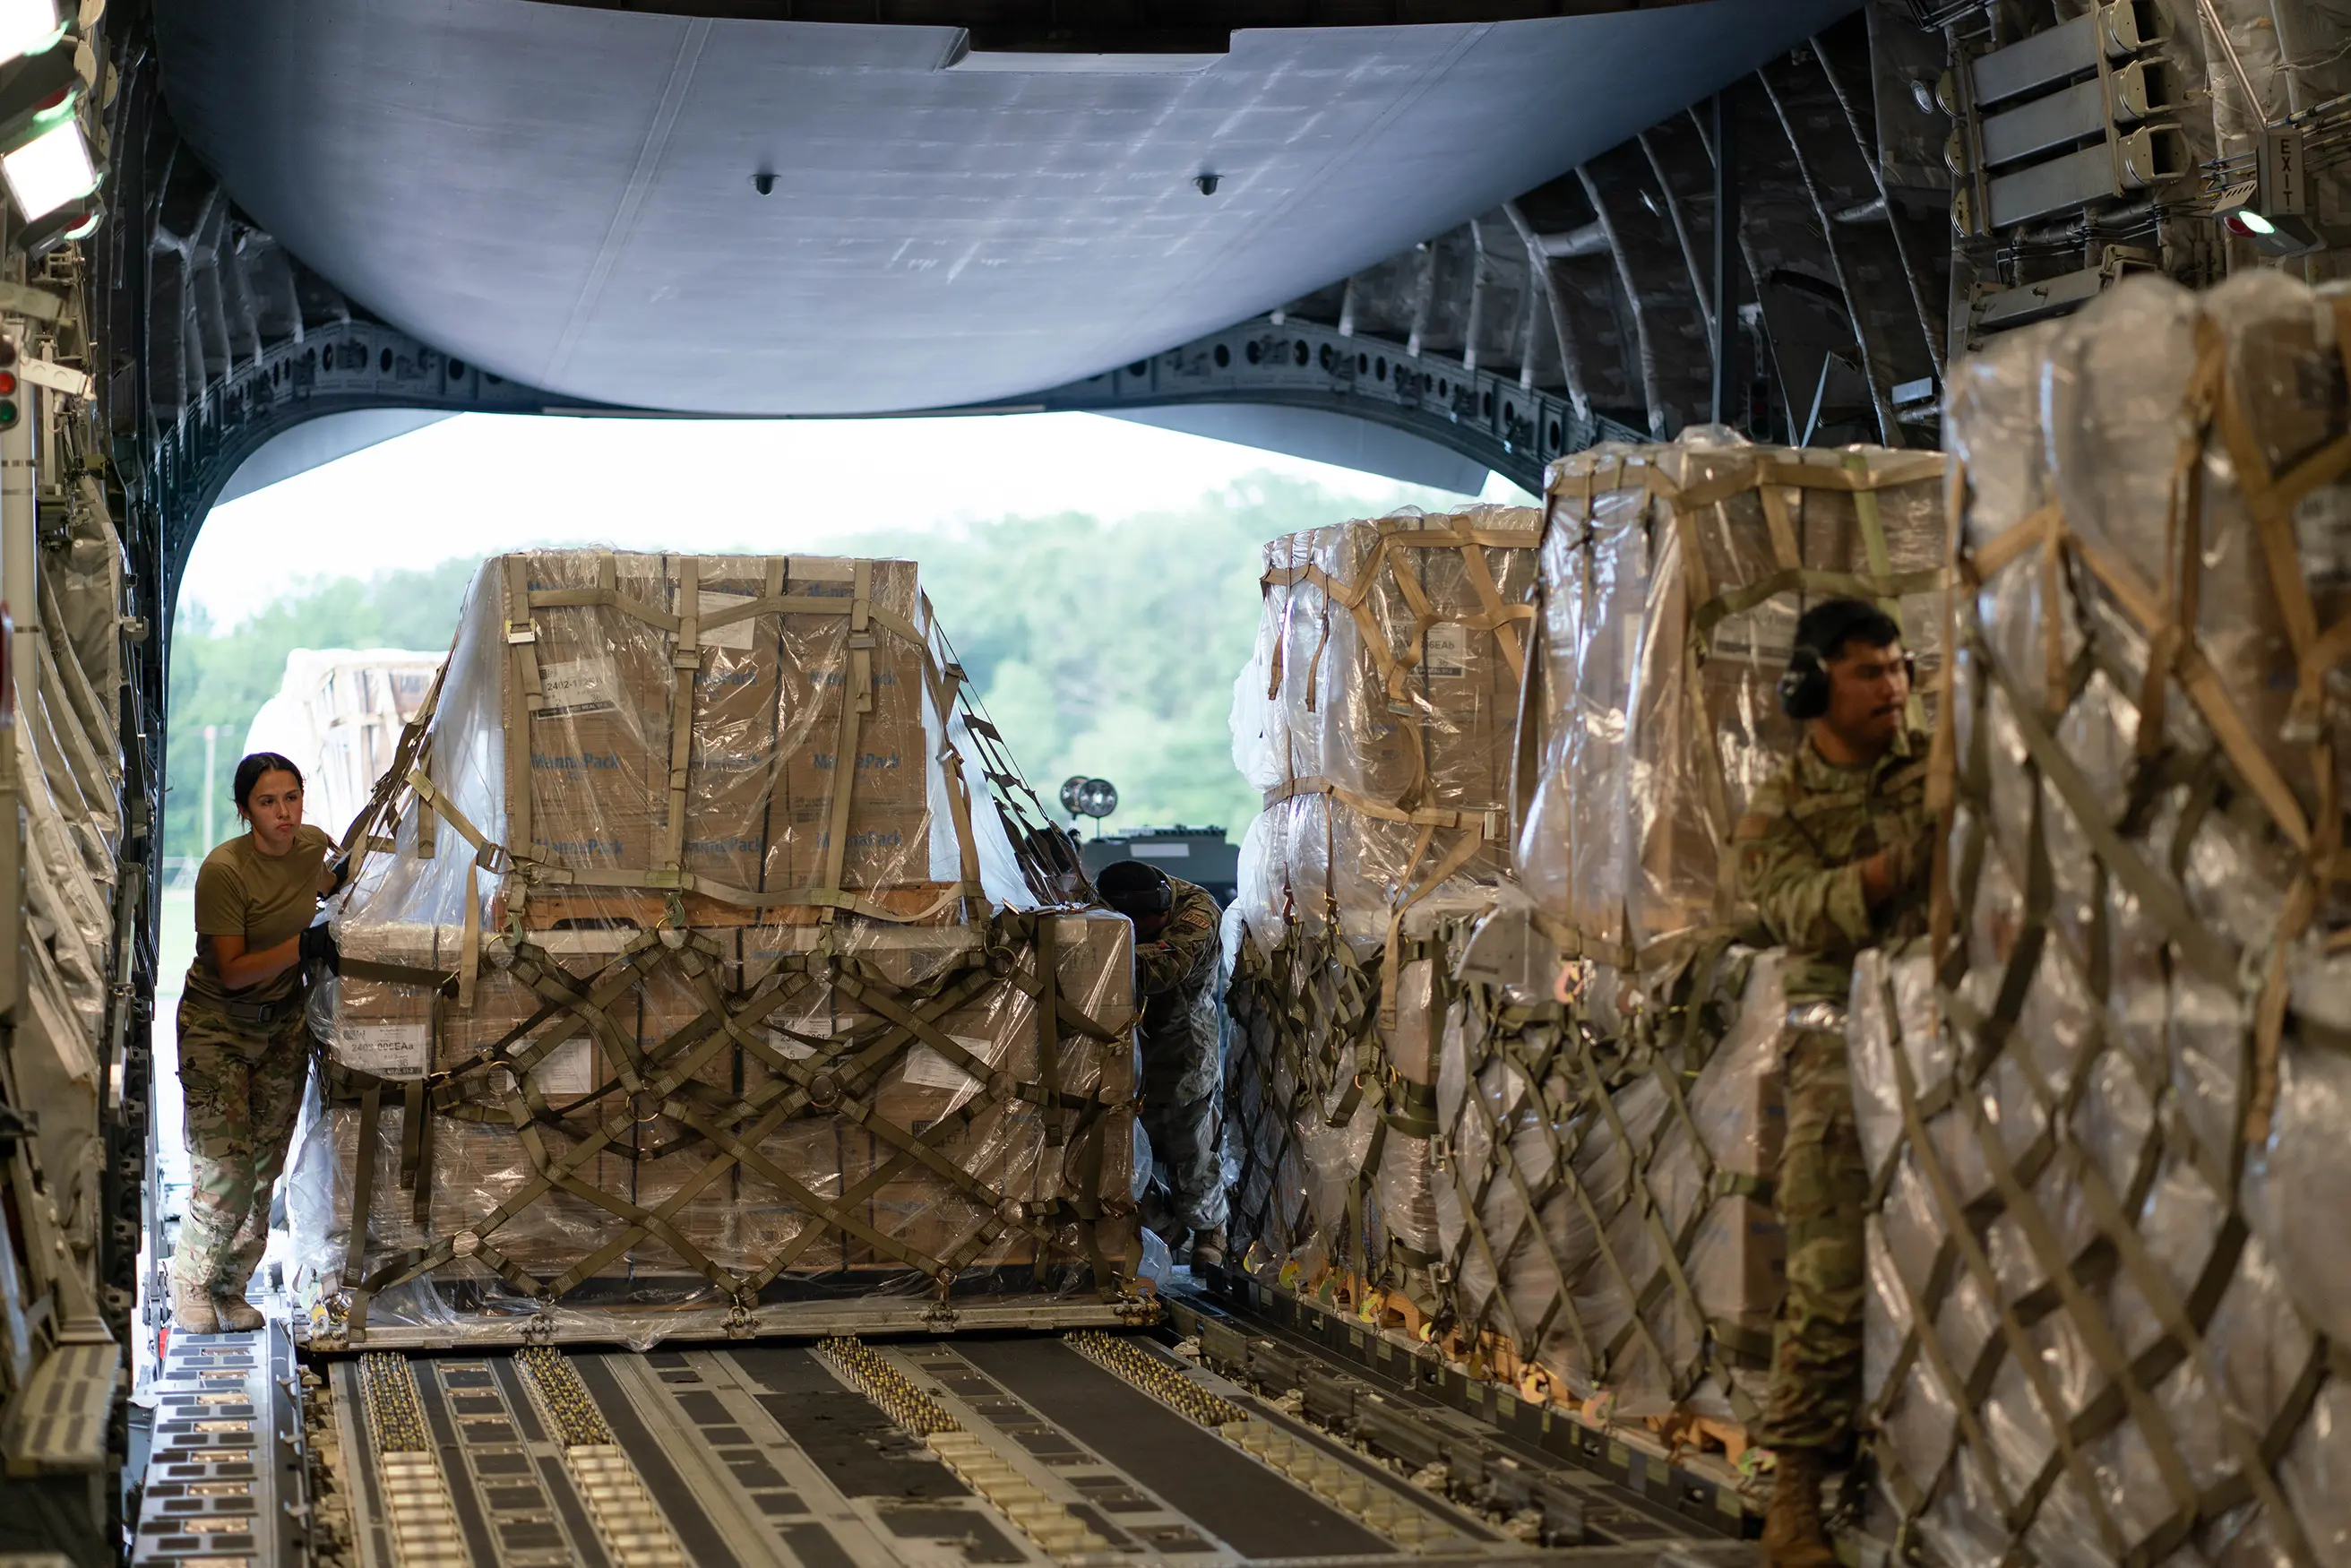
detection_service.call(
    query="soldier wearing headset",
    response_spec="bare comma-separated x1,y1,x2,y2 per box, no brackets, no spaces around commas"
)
1733,598,1933,1568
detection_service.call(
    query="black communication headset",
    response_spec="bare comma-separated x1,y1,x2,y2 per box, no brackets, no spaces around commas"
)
1777,642,1917,721
1099,860,1175,918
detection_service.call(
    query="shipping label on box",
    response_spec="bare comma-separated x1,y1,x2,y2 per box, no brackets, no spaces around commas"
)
337,1020,431,1081
695,589,762,654
531,1037,596,1098
1422,622,1473,680
537,653,628,717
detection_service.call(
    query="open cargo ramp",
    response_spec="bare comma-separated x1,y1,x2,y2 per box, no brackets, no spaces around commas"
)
133,1314,1761,1568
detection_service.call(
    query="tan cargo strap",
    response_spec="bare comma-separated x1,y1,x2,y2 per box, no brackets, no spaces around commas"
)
663,556,699,872
1256,514,1540,818
1545,446,1946,508
332,918,1117,1328
1260,775,1504,839
1899,298,2347,1563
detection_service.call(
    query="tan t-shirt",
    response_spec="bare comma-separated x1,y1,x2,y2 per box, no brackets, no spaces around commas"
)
185,823,333,1004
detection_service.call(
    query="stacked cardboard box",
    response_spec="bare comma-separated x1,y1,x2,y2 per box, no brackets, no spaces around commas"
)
478,551,938,909
1419,435,1942,1434
305,914,1137,1290
291,551,1136,1340
1517,437,1946,986
1856,272,2351,1565
1224,506,1539,1297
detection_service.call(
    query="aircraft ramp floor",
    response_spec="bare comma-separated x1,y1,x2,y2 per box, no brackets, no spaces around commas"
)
131,1310,1760,1568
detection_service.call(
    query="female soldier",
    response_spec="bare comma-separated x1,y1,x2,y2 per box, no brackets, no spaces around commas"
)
173,752,341,1332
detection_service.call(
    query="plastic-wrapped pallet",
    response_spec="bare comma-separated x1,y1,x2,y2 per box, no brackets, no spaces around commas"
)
1224,505,1538,1299
1856,271,2351,1567
1434,934,1786,1425
287,550,1124,1346
1518,432,1945,1009
244,650,443,841
1427,432,1943,1429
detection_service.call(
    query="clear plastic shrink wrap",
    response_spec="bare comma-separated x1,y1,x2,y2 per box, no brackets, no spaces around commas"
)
1517,432,1946,980
1424,431,1942,1430
1224,507,1538,1302
1857,272,2351,1567
287,551,1129,1345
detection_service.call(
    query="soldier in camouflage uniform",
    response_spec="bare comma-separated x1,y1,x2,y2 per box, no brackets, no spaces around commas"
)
1098,860,1227,1271
176,753,343,1334
1734,599,1933,1568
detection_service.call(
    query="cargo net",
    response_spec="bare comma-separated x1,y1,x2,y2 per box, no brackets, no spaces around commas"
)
1222,508,1538,1307
1223,914,1448,1306
1863,271,2351,1567
1417,434,1942,1428
1432,941,1788,1426
287,552,1130,1342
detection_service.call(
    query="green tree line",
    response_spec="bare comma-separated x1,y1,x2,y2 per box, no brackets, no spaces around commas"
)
165,472,1452,860
163,557,485,856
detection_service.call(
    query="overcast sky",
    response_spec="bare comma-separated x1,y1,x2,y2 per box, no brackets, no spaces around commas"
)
183,411,1531,629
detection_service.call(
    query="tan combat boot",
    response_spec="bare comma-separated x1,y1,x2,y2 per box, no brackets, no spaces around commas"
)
212,1293,263,1331
1760,1448,1837,1568
169,1276,220,1335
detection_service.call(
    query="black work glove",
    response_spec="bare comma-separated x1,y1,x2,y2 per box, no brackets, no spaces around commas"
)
298,923,340,977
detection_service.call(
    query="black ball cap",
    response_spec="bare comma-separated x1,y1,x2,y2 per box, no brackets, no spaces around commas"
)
1097,859,1173,918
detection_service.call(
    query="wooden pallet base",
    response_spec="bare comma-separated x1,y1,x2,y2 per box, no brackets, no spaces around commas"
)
497,883,969,930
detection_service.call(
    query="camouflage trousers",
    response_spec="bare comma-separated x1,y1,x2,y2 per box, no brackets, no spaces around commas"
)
1141,1090,1227,1235
175,994,313,1297
1761,1023,1867,1455
1140,1016,1227,1235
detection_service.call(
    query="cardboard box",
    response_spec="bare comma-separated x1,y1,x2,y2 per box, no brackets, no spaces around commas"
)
782,719,929,812
773,801,933,892
323,1107,620,1279
306,549,1141,1309
682,561,787,891
779,557,928,735
484,551,943,900
522,708,664,872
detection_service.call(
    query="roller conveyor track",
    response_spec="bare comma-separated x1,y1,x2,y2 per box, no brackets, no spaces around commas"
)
133,1324,310,1568
292,1330,1759,1568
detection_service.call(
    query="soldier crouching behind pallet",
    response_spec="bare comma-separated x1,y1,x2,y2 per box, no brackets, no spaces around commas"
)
1096,860,1228,1272
1734,599,1933,1567
173,752,345,1334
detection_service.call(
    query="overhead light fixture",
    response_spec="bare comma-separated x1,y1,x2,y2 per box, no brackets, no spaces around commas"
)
0,39,81,227
0,1,64,70
17,187,97,254
2214,175,2324,259
2,115,91,220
